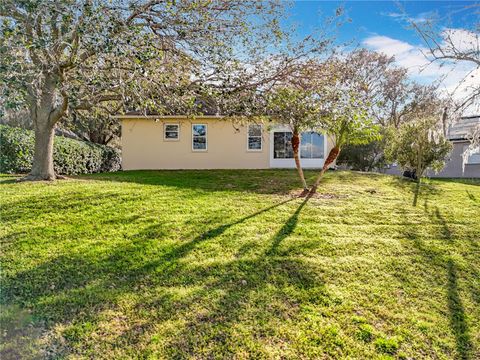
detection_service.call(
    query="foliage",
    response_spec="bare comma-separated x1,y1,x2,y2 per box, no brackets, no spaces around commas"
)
409,6,480,113
1,170,479,359
307,56,381,149
0,0,286,114
385,119,452,177
0,125,120,174
266,86,322,189
337,141,387,171
65,111,120,146
0,0,296,178
266,87,320,131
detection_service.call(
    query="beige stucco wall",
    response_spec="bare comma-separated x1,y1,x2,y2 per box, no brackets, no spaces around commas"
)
121,117,335,170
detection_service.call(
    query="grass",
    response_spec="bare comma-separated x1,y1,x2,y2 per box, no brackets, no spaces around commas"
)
0,170,479,359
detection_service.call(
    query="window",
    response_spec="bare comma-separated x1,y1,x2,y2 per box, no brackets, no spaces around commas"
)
164,124,179,140
300,131,324,159
465,146,480,164
273,132,294,158
247,124,262,151
192,124,207,151
273,131,324,159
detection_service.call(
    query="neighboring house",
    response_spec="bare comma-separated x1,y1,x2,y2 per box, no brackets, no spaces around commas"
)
118,114,334,170
384,115,480,178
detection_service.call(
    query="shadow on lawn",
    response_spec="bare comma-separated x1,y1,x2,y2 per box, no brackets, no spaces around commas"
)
401,206,475,359
1,197,320,358
266,193,312,256
389,176,442,207
77,169,331,195
466,190,477,203
162,196,326,356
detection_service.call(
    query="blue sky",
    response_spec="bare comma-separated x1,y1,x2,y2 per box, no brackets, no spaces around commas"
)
287,1,476,45
282,1,479,111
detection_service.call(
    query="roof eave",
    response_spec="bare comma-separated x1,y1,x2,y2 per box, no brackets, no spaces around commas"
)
115,114,226,120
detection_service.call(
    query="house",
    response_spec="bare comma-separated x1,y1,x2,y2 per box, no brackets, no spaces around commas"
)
118,114,335,170
384,115,480,178
434,115,480,178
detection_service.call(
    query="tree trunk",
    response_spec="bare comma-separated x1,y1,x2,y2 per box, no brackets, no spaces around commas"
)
292,131,308,191
412,144,423,207
310,146,340,193
23,120,56,181
20,73,67,181
413,178,421,207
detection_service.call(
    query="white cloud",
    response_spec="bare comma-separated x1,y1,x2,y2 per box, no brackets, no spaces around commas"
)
441,28,479,53
363,36,414,57
383,11,436,24
362,32,478,114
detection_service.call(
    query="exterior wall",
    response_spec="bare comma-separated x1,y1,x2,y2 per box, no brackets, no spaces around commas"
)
382,141,480,178
121,117,335,170
428,141,480,178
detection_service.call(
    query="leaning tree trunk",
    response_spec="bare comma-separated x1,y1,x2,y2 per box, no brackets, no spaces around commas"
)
310,146,340,193
292,131,308,191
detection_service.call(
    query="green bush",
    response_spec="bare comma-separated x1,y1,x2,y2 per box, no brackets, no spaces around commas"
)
337,141,387,171
0,125,121,175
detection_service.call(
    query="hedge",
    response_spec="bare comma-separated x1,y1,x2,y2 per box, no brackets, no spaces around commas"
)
0,125,121,175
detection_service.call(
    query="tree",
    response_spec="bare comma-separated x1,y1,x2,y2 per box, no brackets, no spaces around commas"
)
385,118,452,206
307,57,380,192
0,0,286,180
67,109,120,146
409,6,479,113
409,5,479,165
266,87,320,191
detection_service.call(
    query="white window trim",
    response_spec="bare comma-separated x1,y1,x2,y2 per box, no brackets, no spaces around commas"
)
192,123,208,152
164,123,180,141
269,125,327,168
247,124,263,152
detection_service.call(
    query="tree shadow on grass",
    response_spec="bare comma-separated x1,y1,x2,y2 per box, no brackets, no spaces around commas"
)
75,169,374,196
161,256,331,358
0,178,18,185
161,198,333,357
77,169,316,195
0,191,133,222
465,190,477,203
446,258,473,360
389,176,442,207
400,207,475,359
266,193,313,256
1,197,303,357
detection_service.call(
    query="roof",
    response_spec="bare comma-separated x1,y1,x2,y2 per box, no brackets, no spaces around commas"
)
117,98,221,118
447,116,480,141
115,113,225,119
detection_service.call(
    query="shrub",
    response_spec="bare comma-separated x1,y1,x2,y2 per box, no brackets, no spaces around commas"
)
337,141,387,171
0,125,121,175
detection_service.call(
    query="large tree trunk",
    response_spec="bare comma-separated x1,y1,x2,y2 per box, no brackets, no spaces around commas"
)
25,120,57,180
21,73,67,181
292,131,308,191
310,146,340,193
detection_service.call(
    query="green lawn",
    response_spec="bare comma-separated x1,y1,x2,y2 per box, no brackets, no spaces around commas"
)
1,170,479,359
